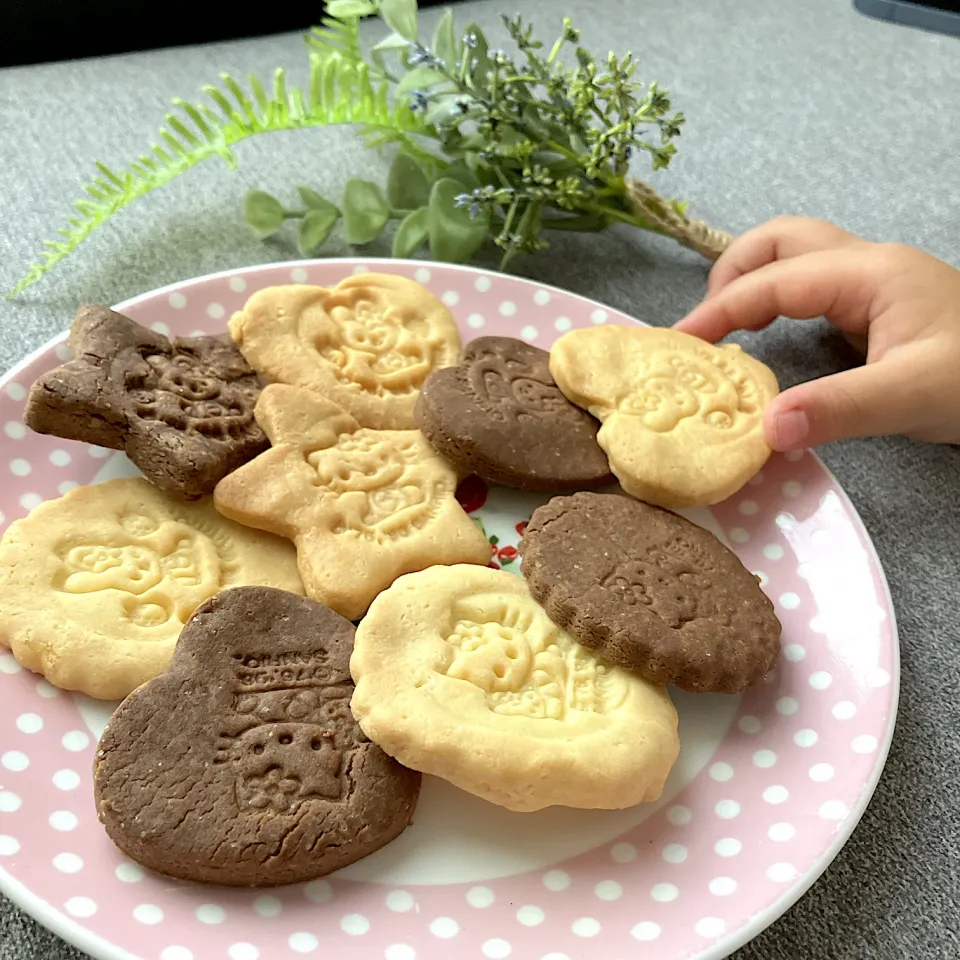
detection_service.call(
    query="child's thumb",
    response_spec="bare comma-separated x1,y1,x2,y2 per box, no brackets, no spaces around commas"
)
763,360,933,450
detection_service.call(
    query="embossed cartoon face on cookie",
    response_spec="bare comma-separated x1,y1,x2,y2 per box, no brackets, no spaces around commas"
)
415,336,613,492
93,587,421,886
0,478,303,700
549,326,780,508
24,306,267,498
350,565,679,812
213,384,491,620
228,274,462,429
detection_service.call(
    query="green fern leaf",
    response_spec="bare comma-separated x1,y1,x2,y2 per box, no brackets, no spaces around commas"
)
8,56,429,297
306,13,364,64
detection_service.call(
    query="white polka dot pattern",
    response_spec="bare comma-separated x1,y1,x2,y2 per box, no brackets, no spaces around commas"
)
0,261,897,960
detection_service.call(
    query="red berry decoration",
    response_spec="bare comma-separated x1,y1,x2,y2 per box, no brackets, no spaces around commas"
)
455,475,488,514
515,520,528,537
497,545,518,565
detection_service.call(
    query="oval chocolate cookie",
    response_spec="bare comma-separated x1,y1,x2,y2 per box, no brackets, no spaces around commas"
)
519,492,782,693
415,336,612,492
93,586,420,886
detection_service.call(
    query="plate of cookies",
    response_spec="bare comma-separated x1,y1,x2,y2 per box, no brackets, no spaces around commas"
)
0,260,898,960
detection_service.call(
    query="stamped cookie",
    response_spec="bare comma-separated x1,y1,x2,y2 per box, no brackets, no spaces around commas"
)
25,305,267,498
415,336,613,491
519,492,782,693
94,586,420,886
229,274,461,429
350,565,679,812
0,478,303,700
549,326,780,507
214,384,491,620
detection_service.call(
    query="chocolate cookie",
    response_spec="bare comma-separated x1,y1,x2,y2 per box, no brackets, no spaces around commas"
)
519,492,782,693
25,305,267,498
414,336,612,492
93,586,421,886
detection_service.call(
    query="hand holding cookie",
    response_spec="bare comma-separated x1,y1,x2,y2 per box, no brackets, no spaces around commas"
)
675,215,960,450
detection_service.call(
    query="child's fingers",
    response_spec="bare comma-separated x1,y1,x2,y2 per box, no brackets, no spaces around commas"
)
764,357,932,450
706,216,862,297
674,248,878,343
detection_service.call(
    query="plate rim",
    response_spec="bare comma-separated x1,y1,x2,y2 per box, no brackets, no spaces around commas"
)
0,256,901,960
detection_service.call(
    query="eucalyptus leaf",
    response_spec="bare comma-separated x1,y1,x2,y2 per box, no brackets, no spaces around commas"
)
395,66,447,98
444,163,480,191
387,152,430,211
380,0,418,42
373,31,412,52
427,177,489,263
342,179,390,245
463,23,491,89
392,207,430,258
297,186,339,214
244,190,285,238
298,208,340,255
432,8,457,67
325,0,376,17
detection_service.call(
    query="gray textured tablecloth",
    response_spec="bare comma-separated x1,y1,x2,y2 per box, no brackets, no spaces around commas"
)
1,1,959,957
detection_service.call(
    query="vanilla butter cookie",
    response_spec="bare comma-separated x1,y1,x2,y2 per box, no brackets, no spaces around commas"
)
228,274,461,429
549,326,780,508
350,565,679,812
0,478,303,700
214,384,491,620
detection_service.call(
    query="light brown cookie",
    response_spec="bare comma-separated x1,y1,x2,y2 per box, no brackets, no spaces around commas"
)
228,274,462,429
549,326,780,508
214,384,491,620
0,479,303,700
350,565,680,813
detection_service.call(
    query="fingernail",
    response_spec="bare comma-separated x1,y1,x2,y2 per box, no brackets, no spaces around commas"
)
773,409,810,449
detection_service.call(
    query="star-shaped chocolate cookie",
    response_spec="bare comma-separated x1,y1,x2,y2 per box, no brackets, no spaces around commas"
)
25,305,268,498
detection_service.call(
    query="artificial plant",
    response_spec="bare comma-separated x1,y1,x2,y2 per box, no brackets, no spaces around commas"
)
8,0,731,298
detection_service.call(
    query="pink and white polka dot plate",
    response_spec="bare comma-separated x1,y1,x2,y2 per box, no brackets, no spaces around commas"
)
0,260,898,960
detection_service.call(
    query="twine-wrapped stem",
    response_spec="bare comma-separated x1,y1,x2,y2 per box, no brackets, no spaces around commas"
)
626,179,734,262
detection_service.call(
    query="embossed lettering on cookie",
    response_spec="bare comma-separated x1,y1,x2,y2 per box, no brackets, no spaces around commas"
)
93,586,421,887
24,305,268,499
519,492,783,694
415,335,614,492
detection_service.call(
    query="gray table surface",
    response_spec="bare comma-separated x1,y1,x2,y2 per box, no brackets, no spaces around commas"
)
1,1,959,957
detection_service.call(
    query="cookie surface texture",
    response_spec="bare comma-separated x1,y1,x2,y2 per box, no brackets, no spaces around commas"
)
0,478,303,700
549,326,779,507
415,336,613,491
350,564,679,812
519,492,782,693
229,274,461,429
24,305,267,498
94,586,421,886
214,384,491,620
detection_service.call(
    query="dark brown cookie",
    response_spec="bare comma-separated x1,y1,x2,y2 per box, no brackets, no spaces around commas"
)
25,305,267,498
93,586,421,887
519,492,782,693
414,336,612,492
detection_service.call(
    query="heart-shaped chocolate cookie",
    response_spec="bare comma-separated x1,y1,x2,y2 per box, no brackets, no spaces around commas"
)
93,586,421,886
415,336,613,492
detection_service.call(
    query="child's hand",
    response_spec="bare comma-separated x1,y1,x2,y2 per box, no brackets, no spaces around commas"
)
673,216,960,451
